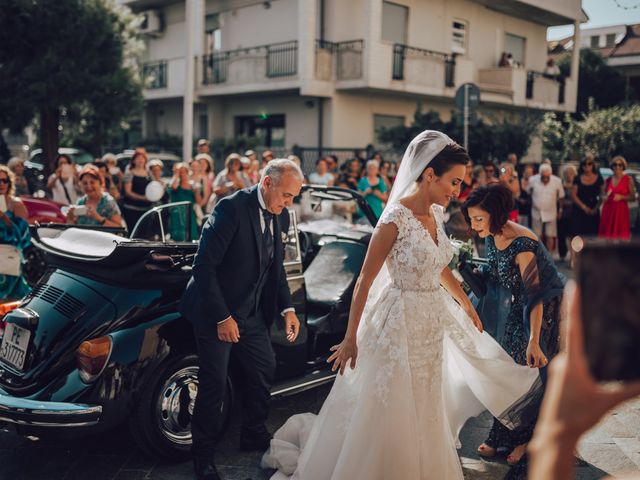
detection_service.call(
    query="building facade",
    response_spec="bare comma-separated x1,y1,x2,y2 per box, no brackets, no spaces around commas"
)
124,0,585,164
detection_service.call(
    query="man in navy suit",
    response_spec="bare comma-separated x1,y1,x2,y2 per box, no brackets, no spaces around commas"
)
180,159,303,480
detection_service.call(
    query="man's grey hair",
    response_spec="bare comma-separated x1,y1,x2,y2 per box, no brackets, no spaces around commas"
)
7,157,23,170
539,163,553,175
264,158,304,185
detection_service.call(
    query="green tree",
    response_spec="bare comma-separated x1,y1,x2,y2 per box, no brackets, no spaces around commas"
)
377,104,538,163
542,105,640,163
0,0,143,172
558,49,631,116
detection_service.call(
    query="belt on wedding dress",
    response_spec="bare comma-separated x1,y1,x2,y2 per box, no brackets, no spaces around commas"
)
389,283,440,294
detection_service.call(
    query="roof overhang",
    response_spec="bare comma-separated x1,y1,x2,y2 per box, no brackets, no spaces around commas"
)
472,0,588,26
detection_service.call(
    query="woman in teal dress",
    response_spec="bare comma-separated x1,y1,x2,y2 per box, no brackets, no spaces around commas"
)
0,166,31,301
357,159,388,218
169,163,201,242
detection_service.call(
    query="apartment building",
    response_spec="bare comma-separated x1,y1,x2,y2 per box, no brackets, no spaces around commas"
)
124,0,585,163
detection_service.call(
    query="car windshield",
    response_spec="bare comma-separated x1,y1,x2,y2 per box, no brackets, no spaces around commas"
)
292,188,375,231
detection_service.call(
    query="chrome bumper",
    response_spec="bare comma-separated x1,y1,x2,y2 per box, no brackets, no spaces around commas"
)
0,390,102,427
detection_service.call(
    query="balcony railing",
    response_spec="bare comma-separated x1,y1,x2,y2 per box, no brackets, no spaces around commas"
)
142,60,167,89
201,40,298,86
392,44,456,87
526,71,565,104
314,39,364,81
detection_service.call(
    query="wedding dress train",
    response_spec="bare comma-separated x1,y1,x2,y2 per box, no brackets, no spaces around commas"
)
262,203,541,480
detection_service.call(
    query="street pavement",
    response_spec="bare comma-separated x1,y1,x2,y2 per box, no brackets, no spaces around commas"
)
1,376,640,479
1,262,639,479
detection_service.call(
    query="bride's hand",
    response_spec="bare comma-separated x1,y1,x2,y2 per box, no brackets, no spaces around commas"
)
465,306,484,333
328,337,358,375
526,340,548,368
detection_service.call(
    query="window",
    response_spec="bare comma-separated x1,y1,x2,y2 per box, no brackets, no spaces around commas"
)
373,114,404,145
505,33,526,67
590,35,600,48
205,14,221,55
606,33,616,47
198,114,208,140
382,1,408,44
235,114,286,148
452,19,468,55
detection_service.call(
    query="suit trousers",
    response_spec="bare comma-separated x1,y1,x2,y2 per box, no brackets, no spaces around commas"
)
191,311,276,459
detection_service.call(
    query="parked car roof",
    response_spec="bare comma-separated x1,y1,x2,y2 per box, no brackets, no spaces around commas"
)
27,148,94,169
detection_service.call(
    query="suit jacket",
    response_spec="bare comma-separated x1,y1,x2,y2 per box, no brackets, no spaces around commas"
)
180,185,293,327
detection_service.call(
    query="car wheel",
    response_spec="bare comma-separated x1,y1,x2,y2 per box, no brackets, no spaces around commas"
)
129,353,234,461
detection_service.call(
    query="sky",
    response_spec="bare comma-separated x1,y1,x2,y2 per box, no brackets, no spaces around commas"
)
547,0,640,40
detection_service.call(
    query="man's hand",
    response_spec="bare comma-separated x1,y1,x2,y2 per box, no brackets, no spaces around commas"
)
217,316,240,343
284,311,300,343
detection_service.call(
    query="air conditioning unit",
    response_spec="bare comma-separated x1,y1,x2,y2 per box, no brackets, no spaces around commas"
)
139,10,163,36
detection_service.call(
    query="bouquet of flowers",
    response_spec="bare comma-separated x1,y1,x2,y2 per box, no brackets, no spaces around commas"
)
448,238,487,297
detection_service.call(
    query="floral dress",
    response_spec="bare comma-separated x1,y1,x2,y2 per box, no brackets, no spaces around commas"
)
75,193,121,227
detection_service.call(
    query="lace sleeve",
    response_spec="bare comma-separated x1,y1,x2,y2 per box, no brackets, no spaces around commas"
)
377,204,403,235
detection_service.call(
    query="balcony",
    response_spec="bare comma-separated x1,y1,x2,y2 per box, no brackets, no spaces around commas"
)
477,67,572,110
526,71,565,106
391,44,456,88
142,61,167,89
199,41,298,95
314,40,364,82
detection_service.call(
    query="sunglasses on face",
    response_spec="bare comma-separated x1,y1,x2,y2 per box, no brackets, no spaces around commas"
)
585,162,594,166
0,178,10,185
612,163,624,168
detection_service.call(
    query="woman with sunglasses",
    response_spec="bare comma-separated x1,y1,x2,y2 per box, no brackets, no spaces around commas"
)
599,155,635,239
0,165,31,300
571,154,604,238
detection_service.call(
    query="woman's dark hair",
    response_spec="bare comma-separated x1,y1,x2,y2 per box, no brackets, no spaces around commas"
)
55,154,73,168
578,155,597,175
461,183,514,234
417,143,470,182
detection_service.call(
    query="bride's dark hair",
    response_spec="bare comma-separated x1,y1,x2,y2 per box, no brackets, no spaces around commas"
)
416,143,470,182
461,183,514,234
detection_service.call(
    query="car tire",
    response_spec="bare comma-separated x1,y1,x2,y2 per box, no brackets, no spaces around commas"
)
129,353,234,461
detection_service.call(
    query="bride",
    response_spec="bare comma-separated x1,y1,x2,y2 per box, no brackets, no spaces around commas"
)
262,131,542,479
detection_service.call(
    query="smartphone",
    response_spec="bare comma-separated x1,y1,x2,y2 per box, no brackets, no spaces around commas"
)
576,238,640,382
0,196,6,213
73,205,88,216
61,163,74,180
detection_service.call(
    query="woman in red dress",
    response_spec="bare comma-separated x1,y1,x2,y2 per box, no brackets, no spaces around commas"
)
599,155,636,239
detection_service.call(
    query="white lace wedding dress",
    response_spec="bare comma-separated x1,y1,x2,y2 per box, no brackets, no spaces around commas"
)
262,203,540,480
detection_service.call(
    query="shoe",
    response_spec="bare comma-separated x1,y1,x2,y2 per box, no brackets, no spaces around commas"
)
194,458,221,480
477,443,497,458
240,425,272,451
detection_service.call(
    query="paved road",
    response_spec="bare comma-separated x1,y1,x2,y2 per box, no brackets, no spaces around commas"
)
2,261,638,480
0,381,638,480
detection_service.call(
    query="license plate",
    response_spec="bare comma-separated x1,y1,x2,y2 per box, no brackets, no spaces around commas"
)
0,323,31,371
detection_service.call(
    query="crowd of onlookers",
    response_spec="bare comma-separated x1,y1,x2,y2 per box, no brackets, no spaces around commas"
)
454,152,637,260
3,138,637,257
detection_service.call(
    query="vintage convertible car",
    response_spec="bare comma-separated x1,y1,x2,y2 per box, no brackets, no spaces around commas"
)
0,187,378,460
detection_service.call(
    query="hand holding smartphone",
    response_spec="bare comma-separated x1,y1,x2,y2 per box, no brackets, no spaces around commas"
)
576,238,640,382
